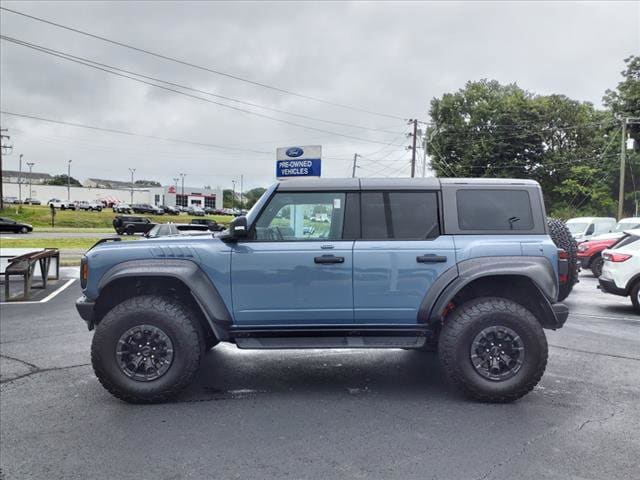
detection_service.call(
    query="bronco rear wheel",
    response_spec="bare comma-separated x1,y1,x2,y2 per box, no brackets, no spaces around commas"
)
91,295,204,403
438,297,548,403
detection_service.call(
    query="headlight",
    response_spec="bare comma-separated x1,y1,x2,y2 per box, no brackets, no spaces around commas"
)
577,244,588,252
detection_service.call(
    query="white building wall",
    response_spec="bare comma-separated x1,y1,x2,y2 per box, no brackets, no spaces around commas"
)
2,182,158,204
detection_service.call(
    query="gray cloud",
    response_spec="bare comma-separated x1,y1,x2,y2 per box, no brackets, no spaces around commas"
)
1,0,638,189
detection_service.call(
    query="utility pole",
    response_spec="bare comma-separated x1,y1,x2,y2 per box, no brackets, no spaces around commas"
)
618,119,627,220
18,153,23,206
351,153,360,178
67,159,72,202
128,168,136,204
240,174,244,210
409,119,418,178
27,162,35,201
1,128,13,210
618,117,640,219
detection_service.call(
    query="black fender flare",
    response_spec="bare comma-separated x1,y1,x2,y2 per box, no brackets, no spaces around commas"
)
419,256,559,326
98,259,232,340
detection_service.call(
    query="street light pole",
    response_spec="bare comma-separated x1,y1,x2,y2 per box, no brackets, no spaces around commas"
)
27,162,34,201
18,153,23,205
179,173,186,207
231,180,236,211
67,159,72,202
128,168,136,204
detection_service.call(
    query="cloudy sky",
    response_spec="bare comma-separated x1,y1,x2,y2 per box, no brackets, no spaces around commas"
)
1,1,638,190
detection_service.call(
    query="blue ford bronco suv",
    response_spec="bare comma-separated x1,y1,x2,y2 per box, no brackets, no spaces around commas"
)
76,178,569,403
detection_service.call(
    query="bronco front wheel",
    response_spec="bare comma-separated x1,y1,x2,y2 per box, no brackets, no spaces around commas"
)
438,297,548,403
91,295,204,403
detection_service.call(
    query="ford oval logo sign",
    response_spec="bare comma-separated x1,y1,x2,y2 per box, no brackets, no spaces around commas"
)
286,147,304,157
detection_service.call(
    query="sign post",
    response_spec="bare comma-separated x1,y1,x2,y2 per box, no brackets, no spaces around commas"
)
276,145,322,179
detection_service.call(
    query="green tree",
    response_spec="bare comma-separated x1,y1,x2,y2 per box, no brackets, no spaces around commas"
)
603,55,640,216
134,179,161,187
426,79,622,217
244,187,267,208
47,174,82,186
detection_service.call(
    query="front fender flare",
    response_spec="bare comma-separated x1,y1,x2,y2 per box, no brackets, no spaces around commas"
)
98,259,232,339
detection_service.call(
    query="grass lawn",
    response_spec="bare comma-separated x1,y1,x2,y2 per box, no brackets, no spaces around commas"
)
0,205,232,229
0,237,138,250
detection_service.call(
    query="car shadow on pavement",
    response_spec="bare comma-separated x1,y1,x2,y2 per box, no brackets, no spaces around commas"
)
173,347,450,403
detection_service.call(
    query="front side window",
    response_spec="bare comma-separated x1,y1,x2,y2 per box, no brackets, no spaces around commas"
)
254,192,345,241
361,191,440,240
457,189,534,231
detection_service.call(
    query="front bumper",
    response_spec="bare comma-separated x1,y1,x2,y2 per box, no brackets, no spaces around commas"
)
598,277,627,297
76,295,96,330
550,302,569,329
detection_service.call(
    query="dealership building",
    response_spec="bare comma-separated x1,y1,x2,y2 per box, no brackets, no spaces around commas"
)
1,172,223,209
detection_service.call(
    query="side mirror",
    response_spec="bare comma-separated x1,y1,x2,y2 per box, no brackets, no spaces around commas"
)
222,216,248,242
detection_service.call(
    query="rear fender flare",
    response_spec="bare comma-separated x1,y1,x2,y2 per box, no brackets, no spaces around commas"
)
420,256,558,324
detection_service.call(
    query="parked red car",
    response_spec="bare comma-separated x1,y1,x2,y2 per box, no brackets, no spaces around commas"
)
577,237,620,277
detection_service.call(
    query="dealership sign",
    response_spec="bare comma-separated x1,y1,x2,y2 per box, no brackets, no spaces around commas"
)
276,145,321,178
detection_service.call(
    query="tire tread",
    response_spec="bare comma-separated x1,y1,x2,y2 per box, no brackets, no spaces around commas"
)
439,297,548,403
91,295,203,403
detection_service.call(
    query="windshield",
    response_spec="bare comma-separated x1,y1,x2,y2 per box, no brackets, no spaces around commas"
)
614,221,640,232
566,222,588,234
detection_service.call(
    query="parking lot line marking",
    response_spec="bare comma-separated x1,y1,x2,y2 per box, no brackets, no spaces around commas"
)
0,278,76,305
570,312,640,323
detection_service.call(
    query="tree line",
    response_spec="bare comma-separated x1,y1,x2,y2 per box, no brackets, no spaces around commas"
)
426,55,639,218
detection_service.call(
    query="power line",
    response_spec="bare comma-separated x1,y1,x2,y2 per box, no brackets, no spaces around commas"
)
1,36,402,146
0,6,405,120
0,110,273,154
1,35,402,134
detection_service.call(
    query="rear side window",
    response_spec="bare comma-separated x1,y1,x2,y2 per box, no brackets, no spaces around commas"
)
361,191,440,240
457,189,533,231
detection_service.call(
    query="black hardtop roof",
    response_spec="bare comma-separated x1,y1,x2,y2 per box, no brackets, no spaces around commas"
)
276,177,540,191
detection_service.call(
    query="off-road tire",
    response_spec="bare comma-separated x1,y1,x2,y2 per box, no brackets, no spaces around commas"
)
91,295,204,403
547,217,579,300
590,255,604,278
439,297,548,403
631,282,640,313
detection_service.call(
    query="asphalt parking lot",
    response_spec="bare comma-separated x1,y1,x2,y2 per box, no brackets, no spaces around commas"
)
1,271,638,480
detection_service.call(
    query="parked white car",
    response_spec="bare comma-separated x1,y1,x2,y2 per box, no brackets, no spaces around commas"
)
47,198,76,210
113,203,132,214
566,217,616,242
598,229,640,312
77,201,103,212
589,217,640,241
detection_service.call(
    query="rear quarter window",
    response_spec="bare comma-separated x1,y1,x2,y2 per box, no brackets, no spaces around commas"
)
457,189,534,231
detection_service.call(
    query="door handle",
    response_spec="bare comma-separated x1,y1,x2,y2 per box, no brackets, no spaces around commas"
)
416,254,447,263
314,255,345,264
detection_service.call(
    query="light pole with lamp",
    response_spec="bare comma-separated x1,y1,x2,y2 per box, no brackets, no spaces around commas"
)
128,168,136,204
27,162,34,202
18,154,23,205
67,159,72,202
179,173,186,207
231,180,236,212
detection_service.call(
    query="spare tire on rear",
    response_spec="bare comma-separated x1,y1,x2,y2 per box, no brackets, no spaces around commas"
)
547,218,579,301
